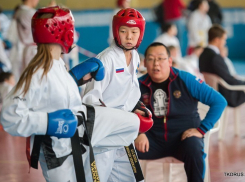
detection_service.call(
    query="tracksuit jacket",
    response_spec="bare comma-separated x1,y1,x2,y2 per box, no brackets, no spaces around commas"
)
138,67,227,141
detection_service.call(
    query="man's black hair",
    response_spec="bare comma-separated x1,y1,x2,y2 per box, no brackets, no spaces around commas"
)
144,42,171,58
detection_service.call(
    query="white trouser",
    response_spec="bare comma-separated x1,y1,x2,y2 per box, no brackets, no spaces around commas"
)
94,147,137,182
39,106,140,182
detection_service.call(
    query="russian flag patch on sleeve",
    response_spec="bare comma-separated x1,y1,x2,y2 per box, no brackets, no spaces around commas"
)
195,77,204,84
116,68,124,73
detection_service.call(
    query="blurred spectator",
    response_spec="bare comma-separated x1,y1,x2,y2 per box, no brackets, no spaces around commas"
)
183,45,204,79
0,6,10,38
220,46,244,80
108,0,131,44
188,0,199,11
220,46,236,76
152,2,165,31
0,72,15,110
189,0,223,24
169,44,204,79
15,0,39,75
0,7,12,51
5,5,23,81
162,0,186,49
0,27,12,72
207,0,222,24
187,0,211,55
154,23,182,58
199,25,245,107
168,45,183,69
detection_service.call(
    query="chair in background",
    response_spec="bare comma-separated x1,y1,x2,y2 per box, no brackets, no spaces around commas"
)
139,102,220,182
202,72,245,140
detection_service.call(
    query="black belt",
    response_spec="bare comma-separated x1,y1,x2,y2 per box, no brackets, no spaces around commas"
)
125,143,144,182
71,114,86,182
30,105,100,182
72,107,100,182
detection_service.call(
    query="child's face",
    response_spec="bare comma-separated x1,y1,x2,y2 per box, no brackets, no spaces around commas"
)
119,26,140,49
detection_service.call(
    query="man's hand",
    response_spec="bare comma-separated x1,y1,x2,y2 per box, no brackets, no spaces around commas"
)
135,133,149,153
181,128,203,141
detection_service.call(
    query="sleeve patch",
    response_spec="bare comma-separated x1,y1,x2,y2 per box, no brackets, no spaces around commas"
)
195,77,204,84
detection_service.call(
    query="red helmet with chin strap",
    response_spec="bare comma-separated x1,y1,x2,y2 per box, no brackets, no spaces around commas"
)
112,8,145,49
31,6,74,53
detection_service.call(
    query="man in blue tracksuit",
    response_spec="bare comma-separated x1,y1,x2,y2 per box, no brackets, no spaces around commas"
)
135,42,227,182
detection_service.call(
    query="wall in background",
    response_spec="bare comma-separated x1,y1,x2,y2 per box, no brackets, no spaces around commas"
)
70,8,245,61
1,2,245,61
1,0,245,10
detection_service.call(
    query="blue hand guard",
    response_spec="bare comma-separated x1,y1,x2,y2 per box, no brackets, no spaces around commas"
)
47,109,78,138
69,57,105,86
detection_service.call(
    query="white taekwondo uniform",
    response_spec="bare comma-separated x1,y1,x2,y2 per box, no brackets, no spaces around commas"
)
0,58,140,182
83,40,141,182
187,9,212,48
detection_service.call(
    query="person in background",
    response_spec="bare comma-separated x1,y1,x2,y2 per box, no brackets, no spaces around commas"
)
5,5,23,81
187,0,211,55
0,71,15,130
135,42,227,182
199,24,245,107
220,46,236,77
108,0,131,45
0,24,12,72
15,0,39,74
189,0,222,25
207,0,222,24
154,23,182,58
183,45,204,79
0,6,10,39
167,45,204,79
0,72,15,110
162,0,186,49
0,71,15,131
220,46,244,80
167,45,182,69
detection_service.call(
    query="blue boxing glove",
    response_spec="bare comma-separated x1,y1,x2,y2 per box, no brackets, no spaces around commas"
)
69,57,105,86
47,109,78,138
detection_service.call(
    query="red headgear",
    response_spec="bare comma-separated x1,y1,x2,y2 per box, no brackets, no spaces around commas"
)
112,8,145,49
32,6,74,53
